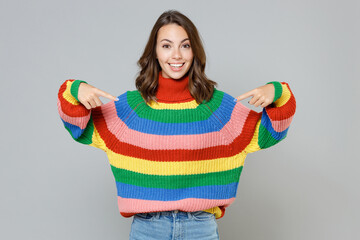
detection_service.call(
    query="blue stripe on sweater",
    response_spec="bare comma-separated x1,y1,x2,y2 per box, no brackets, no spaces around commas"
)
114,92,237,135
116,181,238,200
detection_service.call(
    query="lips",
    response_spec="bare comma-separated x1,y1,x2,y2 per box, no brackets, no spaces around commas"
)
169,63,185,67
168,63,185,71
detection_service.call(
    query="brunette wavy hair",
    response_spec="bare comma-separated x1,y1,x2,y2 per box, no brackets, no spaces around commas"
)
135,10,218,105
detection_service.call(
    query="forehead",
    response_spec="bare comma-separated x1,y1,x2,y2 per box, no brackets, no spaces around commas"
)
157,23,189,41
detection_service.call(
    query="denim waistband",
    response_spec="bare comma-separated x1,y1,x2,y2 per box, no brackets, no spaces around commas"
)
142,210,212,219
148,210,188,217
156,210,189,216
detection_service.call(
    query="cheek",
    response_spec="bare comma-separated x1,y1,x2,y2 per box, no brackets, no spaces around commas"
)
184,51,194,61
157,51,170,62
156,47,165,59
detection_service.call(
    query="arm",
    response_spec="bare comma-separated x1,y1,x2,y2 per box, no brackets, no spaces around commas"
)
57,79,110,150
241,81,296,153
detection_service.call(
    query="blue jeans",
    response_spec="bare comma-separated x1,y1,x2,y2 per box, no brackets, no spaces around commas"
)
129,210,220,240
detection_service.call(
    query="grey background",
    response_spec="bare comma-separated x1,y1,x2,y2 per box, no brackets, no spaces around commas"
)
1,0,359,239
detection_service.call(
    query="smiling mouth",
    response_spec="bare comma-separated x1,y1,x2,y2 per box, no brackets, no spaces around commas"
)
168,63,185,67
168,63,185,71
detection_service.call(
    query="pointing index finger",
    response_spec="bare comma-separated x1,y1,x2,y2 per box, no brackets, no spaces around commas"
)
97,89,118,101
235,90,254,102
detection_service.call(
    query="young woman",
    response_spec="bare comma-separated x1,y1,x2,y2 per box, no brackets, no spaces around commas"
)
57,10,296,240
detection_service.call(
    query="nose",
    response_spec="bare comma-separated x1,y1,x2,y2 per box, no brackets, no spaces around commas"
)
172,48,182,59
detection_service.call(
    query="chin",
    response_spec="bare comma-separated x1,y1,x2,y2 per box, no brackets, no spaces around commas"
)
168,73,185,79
163,68,190,80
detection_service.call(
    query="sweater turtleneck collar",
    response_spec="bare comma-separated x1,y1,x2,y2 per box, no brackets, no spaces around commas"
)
155,71,194,103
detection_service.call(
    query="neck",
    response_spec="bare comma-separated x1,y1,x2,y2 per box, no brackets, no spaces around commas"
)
156,71,194,103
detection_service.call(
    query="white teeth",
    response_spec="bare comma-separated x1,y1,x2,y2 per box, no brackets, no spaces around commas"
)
169,63,184,67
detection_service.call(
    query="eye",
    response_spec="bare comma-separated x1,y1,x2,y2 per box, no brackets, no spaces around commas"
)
183,44,191,48
162,44,170,48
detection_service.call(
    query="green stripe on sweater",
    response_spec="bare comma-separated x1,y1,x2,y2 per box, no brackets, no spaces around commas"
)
110,165,243,188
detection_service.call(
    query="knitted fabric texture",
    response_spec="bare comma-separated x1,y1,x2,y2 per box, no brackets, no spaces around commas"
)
57,75,296,219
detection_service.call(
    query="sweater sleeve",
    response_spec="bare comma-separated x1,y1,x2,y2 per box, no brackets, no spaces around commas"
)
244,81,296,153
57,79,108,151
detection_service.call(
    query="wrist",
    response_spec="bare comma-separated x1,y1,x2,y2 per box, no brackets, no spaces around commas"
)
266,81,282,102
70,80,88,101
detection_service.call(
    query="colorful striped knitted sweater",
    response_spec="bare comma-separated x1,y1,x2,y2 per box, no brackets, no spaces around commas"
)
57,72,296,219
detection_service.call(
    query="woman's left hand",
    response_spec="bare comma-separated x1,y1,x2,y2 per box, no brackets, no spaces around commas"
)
234,84,275,108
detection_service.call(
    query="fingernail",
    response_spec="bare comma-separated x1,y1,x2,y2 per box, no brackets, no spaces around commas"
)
115,98,119,101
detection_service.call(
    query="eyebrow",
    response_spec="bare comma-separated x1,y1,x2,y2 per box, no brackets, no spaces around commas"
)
160,38,189,43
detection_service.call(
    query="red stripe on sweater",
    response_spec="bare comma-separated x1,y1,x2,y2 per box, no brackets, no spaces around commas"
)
92,105,260,161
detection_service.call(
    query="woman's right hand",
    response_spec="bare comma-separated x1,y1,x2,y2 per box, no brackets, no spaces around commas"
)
78,82,118,110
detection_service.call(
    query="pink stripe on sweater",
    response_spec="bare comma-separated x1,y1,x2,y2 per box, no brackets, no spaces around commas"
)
57,97,90,130
225,101,256,141
117,196,235,213
271,116,294,132
101,101,251,150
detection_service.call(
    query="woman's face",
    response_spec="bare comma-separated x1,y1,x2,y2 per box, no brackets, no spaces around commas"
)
156,23,194,79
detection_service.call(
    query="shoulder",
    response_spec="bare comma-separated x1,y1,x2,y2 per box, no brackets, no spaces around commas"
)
113,90,147,117
211,88,237,102
206,88,257,123
116,90,143,105
205,88,237,110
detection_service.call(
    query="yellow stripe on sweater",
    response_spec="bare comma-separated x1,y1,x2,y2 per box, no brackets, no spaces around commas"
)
147,100,199,109
274,83,291,107
106,149,247,175
62,80,80,105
